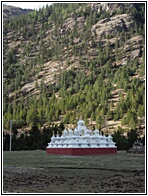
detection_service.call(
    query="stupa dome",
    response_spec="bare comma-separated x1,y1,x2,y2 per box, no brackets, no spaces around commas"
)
68,129,73,136
84,128,91,136
108,134,113,138
74,128,80,135
63,129,68,136
94,129,100,135
77,119,85,126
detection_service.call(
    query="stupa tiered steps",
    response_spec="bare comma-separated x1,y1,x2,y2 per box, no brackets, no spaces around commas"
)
46,120,117,156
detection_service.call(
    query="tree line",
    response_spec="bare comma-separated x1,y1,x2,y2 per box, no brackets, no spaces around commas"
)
3,123,144,151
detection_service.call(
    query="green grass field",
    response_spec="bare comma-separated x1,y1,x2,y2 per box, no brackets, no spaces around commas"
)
3,150,145,170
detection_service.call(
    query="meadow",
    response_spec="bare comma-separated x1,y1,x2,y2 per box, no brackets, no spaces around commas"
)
3,150,145,193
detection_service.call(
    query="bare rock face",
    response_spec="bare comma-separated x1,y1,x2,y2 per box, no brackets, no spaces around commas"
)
124,35,143,61
63,16,85,33
91,14,134,38
91,3,134,15
91,3,112,13
21,83,35,93
125,35,143,48
130,49,141,60
64,17,76,30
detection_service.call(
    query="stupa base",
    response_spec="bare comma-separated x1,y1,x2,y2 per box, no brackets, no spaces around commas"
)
46,147,117,156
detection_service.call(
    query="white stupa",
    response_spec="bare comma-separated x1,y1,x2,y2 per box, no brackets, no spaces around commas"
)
47,120,116,149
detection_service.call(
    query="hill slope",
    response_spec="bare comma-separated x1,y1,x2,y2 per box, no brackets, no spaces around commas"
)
3,4,33,20
3,3,145,135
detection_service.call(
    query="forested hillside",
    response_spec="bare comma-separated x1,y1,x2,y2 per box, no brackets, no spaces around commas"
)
3,3,145,138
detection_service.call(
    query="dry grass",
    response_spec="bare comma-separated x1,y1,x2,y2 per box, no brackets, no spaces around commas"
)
3,150,145,193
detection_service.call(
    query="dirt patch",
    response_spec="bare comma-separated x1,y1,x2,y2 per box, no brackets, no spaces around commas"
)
3,166,145,193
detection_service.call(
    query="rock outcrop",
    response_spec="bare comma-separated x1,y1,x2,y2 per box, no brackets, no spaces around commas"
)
91,14,134,38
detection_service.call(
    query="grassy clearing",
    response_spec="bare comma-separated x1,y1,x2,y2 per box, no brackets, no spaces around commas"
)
3,150,145,171
3,150,145,193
